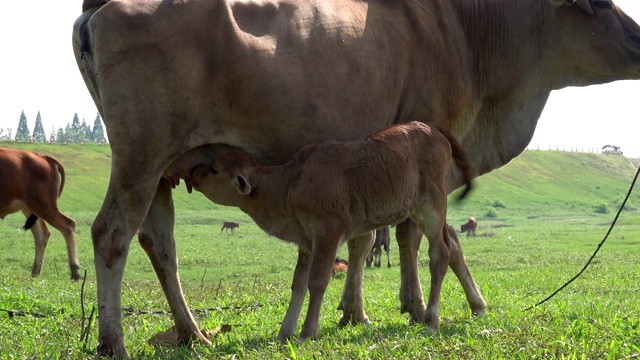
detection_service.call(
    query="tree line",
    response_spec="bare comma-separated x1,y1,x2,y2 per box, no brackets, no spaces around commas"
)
0,110,107,144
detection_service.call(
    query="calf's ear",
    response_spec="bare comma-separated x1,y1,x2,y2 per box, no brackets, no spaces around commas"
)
234,174,252,195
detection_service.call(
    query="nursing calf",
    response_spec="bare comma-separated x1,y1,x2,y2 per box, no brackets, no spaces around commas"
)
190,121,485,340
0,147,80,280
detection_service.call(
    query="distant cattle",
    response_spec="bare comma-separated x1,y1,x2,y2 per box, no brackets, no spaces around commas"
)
190,121,484,341
366,226,391,268
332,258,349,276
74,0,640,355
0,147,80,280
461,217,478,237
221,221,239,234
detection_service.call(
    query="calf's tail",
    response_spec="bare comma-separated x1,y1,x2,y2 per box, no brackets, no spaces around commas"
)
436,126,473,201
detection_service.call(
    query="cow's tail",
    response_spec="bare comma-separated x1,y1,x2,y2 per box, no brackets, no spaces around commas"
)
46,155,66,198
82,0,110,14
23,214,38,230
436,126,473,201
73,0,108,118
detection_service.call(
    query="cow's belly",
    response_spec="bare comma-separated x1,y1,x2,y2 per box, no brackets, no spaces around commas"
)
0,200,28,218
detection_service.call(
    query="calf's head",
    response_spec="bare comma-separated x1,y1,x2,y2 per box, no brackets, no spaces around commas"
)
190,152,258,206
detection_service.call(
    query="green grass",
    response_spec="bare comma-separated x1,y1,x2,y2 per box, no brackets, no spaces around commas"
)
1,143,640,359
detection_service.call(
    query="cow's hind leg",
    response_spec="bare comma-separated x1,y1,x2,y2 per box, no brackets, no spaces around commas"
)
34,207,79,280
92,169,171,357
138,179,210,347
396,219,427,323
278,248,311,342
445,225,486,316
25,213,50,278
338,231,374,326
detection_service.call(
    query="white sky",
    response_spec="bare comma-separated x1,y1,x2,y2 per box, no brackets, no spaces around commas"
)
1,1,640,156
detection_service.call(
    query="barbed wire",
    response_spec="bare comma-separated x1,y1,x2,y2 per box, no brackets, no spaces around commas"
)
1,304,263,319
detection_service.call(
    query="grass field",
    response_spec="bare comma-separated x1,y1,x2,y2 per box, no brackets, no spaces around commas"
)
1,143,639,359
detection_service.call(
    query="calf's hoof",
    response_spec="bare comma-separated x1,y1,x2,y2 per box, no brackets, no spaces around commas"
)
70,266,81,281
338,314,371,327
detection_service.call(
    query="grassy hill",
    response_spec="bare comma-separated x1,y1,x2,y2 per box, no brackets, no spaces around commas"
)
449,150,640,221
2,142,640,359
2,141,639,224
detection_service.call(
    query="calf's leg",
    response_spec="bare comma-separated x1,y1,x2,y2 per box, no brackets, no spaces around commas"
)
137,179,210,347
338,231,374,326
395,219,427,323
421,224,450,334
445,225,486,316
278,248,311,342
299,231,342,341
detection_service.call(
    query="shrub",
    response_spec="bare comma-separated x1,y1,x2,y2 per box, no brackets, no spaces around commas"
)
485,207,499,218
492,200,506,208
483,198,506,208
594,204,609,214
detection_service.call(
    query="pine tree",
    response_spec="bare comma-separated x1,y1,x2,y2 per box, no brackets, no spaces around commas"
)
32,111,47,142
71,113,81,143
92,113,106,143
65,124,73,143
56,127,65,143
16,110,30,142
80,118,91,143
49,127,56,143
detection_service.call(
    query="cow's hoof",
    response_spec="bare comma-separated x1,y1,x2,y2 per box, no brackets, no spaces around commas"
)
472,308,486,317
97,342,130,359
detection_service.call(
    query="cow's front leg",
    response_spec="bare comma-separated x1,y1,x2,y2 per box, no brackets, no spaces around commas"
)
138,179,210,347
278,248,311,342
445,225,486,317
395,219,426,323
338,232,374,326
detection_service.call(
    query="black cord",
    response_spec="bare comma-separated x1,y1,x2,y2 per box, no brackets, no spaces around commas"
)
525,162,640,311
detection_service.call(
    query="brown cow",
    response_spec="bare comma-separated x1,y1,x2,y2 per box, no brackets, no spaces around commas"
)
190,122,484,341
0,147,80,280
73,0,640,355
221,221,239,234
366,226,391,268
461,217,478,237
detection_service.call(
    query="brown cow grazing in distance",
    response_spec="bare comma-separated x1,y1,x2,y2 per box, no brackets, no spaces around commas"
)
366,226,391,268
221,221,239,234
190,122,485,341
461,217,478,237
0,147,80,280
